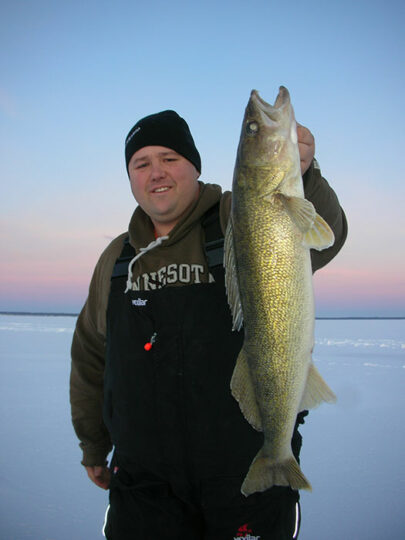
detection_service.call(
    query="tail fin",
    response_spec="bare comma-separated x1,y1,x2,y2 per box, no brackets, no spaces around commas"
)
241,449,312,496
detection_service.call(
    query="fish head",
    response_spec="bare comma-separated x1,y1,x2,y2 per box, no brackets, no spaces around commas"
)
234,87,300,195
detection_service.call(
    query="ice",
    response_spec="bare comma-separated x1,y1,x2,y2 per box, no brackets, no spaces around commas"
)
0,314,404,539
0,314,108,540
300,318,405,539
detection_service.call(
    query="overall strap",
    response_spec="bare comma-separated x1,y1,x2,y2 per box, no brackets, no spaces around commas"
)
111,236,135,279
201,202,225,270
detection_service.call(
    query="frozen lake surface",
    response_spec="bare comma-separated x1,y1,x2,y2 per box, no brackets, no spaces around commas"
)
0,314,404,539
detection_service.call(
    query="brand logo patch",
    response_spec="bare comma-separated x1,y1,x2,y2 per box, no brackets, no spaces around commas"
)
234,523,260,539
126,126,141,145
132,298,148,306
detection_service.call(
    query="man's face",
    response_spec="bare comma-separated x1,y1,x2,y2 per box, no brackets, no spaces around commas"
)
128,146,200,235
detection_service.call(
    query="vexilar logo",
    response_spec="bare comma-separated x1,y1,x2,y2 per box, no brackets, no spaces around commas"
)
234,522,261,539
132,298,148,306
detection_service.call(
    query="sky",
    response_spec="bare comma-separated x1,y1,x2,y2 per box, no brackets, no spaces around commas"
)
0,0,404,316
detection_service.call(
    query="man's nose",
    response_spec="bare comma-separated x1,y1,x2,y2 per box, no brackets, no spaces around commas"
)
150,160,166,180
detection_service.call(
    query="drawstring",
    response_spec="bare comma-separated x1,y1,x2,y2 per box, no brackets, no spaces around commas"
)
124,235,169,293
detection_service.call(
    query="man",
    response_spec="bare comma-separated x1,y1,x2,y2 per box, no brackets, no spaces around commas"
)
70,110,347,539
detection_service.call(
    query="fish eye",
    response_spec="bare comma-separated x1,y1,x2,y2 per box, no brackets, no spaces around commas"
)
246,121,259,135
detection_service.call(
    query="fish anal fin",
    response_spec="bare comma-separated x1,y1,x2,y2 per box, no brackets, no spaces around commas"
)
224,218,243,331
303,212,335,251
241,450,312,496
230,348,263,431
299,362,337,411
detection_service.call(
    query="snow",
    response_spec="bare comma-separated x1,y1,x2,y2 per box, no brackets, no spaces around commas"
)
0,314,404,539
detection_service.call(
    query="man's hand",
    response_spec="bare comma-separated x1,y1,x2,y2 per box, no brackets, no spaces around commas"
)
85,465,111,490
297,123,315,175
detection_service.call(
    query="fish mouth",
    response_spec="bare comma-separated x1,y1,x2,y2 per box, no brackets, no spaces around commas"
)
250,87,290,124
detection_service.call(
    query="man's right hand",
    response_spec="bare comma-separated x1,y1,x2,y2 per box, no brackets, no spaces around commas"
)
85,465,111,490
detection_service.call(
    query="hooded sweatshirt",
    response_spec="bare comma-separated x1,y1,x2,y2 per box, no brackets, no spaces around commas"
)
70,162,347,466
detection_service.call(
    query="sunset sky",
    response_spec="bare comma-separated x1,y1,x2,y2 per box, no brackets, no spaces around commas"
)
1,0,404,316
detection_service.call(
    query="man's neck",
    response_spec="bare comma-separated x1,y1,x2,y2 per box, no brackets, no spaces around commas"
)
153,221,175,238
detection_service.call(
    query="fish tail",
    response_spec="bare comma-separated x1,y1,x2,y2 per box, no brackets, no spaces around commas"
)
241,449,312,496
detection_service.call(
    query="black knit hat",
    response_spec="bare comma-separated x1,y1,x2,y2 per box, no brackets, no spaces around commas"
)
125,110,201,173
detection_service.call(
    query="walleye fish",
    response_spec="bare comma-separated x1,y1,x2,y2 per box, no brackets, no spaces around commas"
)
224,86,336,496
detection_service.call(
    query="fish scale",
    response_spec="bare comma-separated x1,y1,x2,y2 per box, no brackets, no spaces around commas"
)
225,86,336,496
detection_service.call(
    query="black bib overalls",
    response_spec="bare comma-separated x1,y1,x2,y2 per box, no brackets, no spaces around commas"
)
103,213,305,540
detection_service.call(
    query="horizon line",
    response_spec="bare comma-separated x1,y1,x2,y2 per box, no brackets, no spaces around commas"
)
1,311,404,320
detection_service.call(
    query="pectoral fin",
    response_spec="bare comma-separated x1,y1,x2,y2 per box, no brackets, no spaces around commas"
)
224,218,243,331
302,213,335,250
277,193,316,232
277,193,335,251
